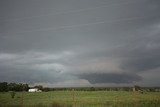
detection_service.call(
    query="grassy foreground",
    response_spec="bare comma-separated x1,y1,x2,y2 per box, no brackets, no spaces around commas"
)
0,91,160,107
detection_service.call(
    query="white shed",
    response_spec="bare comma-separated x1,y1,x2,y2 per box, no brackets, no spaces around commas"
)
28,88,40,92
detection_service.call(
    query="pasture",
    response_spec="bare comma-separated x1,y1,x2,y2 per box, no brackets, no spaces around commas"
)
0,91,160,107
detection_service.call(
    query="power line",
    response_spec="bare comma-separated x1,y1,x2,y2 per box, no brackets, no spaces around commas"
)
0,1,135,22
0,15,156,36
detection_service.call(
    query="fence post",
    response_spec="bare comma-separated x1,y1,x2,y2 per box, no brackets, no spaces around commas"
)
21,91,23,107
72,89,76,107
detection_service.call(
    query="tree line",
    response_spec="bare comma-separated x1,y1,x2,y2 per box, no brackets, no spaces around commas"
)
0,82,29,92
0,82,160,92
37,86,160,92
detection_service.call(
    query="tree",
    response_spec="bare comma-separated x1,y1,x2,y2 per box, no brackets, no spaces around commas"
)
22,83,29,91
34,85,43,90
133,85,141,91
0,82,8,92
7,83,29,92
90,87,95,91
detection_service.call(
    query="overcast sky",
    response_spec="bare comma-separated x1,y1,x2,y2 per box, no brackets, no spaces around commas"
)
0,0,160,87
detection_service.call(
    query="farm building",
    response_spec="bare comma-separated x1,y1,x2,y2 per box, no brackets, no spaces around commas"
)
28,88,42,92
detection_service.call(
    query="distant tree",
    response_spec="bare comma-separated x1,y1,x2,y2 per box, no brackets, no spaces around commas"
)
7,83,29,92
43,87,51,92
8,83,16,91
0,82,29,92
133,85,141,91
34,85,43,90
22,83,29,91
90,87,95,91
0,82,8,92
120,87,131,91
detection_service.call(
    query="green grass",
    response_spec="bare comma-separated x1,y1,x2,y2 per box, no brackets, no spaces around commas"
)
0,91,160,107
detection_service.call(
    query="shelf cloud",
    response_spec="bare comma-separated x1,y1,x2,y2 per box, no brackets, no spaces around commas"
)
0,0,160,87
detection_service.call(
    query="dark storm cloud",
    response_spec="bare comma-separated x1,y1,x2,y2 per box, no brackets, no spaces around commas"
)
0,0,160,86
117,26,160,72
0,64,76,84
78,73,142,84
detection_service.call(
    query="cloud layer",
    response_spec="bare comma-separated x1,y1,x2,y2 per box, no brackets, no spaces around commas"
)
0,0,160,86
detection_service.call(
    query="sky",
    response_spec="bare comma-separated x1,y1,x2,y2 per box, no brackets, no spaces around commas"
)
0,0,160,87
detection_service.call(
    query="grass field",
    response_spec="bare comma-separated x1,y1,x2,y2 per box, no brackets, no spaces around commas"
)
0,91,160,107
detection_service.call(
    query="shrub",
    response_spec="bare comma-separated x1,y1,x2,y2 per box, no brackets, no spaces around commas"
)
10,91,16,99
